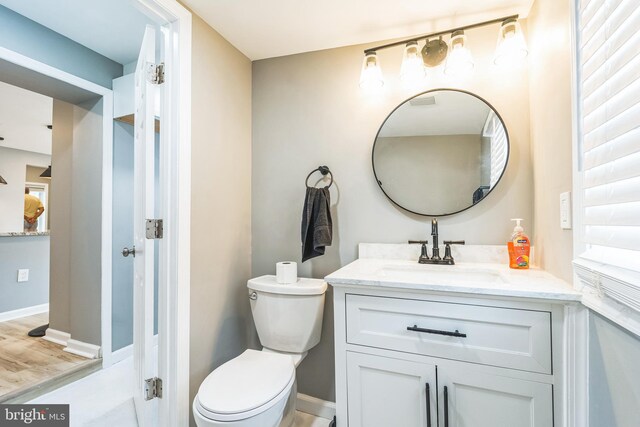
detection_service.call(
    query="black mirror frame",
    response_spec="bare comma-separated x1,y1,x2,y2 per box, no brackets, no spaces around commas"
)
371,88,511,217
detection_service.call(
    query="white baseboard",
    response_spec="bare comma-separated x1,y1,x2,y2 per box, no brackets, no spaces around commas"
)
43,328,71,347
0,303,49,323
65,339,102,359
111,343,133,365
296,393,336,420
110,334,159,365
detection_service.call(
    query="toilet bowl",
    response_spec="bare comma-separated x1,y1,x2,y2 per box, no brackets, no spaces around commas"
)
193,276,327,427
193,350,296,427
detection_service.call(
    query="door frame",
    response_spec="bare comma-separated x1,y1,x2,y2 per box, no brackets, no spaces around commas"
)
0,46,116,365
0,0,192,424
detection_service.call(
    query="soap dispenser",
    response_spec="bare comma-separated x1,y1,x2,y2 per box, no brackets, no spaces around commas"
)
508,218,530,269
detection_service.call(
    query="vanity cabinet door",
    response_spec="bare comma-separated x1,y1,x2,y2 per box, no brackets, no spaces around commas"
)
437,367,553,427
346,352,437,427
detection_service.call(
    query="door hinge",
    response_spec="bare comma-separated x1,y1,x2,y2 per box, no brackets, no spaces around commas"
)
145,377,163,400
146,219,163,239
148,62,165,85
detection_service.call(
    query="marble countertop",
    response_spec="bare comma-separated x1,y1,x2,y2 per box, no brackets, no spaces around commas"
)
0,231,50,237
325,244,580,302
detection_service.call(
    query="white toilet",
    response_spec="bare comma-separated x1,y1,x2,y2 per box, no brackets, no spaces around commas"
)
193,275,327,427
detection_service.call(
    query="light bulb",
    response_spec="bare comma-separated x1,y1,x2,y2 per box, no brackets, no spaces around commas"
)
444,30,474,77
493,18,528,67
400,41,426,86
359,52,384,90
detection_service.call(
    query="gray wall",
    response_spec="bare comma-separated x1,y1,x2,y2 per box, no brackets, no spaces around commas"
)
112,121,135,351
0,147,51,232
0,5,122,89
0,236,49,314
111,120,160,351
49,98,103,345
589,313,640,427
527,0,574,281
188,13,253,426
375,135,483,214
252,23,533,402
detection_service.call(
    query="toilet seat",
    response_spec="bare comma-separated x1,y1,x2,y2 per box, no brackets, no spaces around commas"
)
195,349,295,422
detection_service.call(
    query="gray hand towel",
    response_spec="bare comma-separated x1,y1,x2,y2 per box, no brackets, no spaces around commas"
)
301,187,332,262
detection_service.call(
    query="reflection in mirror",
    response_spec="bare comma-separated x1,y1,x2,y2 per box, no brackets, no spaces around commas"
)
0,81,53,233
372,89,509,216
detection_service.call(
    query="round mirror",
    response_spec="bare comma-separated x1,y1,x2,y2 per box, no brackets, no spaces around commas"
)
372,89,509,216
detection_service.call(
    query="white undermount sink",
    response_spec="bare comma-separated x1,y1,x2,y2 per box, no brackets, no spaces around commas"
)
378,264,506,287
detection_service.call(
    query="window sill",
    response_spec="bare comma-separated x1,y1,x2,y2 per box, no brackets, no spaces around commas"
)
574,258,640,337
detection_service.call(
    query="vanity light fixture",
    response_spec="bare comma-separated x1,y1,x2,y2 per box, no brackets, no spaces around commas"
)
400,41,426,86
40,165,52,178
359,51,384,90
444,30,475,77
493,18,528,66
359,15,527,88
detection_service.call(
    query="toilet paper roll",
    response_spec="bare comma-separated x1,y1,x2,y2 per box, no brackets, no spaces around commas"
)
276,261,297,284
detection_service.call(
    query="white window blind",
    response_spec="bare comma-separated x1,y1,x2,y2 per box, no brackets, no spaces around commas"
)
578,0,640,274
482,111,508,188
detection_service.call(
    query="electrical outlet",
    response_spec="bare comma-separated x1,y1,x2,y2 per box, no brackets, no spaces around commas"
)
560,192,572,230
17,269,29,282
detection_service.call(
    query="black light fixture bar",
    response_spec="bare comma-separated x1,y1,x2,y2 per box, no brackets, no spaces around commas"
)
364,14,519,54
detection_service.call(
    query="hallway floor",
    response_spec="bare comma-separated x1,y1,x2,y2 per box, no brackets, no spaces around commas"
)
0,312,97,402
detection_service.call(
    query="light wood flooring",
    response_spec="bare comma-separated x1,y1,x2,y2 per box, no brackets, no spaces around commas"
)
0,312,100,403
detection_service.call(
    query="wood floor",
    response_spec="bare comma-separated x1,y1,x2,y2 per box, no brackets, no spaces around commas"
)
0,312,99,402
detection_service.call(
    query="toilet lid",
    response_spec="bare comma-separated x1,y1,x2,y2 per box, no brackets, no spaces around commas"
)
197,349,295,418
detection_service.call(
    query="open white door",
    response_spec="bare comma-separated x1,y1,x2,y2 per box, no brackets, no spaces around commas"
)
133,25,159,427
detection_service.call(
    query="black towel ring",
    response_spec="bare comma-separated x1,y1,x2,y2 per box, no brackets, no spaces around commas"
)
305,165,333,188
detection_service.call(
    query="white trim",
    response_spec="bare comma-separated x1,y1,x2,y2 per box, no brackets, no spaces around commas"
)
65,339,102,359
296,393,336,420
0,46,115,370
563,304,589,427
0,303,49,323
111,343,134,365
111,334,159,365
43,328,71,347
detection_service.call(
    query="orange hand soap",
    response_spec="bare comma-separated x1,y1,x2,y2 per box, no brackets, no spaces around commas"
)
508,218,530,269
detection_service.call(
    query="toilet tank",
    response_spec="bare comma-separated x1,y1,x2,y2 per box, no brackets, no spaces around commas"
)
248,275,327,353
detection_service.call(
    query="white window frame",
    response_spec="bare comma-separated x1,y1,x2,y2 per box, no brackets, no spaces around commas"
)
572,0,640,337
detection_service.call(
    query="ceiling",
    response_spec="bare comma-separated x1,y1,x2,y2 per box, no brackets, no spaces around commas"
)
0,81,53,155
182,0,534,60
378,91,490,137
0,0,154,65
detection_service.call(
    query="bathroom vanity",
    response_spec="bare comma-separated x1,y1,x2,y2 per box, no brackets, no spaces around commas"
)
326,244,580,427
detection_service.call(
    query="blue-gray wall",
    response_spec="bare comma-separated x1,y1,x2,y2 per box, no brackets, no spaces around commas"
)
589,312,640,427
112,120,159,351
0,5,122,88
0,236,49,313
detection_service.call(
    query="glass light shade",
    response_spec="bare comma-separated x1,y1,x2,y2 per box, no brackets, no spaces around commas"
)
400,41,426,85
444,31,474,77
493,19,528,66
359,52,384,90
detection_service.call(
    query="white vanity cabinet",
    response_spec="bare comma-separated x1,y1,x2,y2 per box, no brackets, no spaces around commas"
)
328,259,579,427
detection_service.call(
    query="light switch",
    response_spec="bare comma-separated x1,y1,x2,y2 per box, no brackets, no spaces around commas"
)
17,269,29,282
560,192,572,230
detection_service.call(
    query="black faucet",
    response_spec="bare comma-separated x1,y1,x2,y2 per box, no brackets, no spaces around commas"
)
431,218,441,261
409,218,466,265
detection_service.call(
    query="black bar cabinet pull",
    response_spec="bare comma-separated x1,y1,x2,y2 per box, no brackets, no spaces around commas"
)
444,385,449,427
425,383,432,427
407,325,467,338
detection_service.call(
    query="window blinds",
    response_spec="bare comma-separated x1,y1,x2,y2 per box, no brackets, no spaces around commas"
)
483,111,508,188
579,0,640,272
